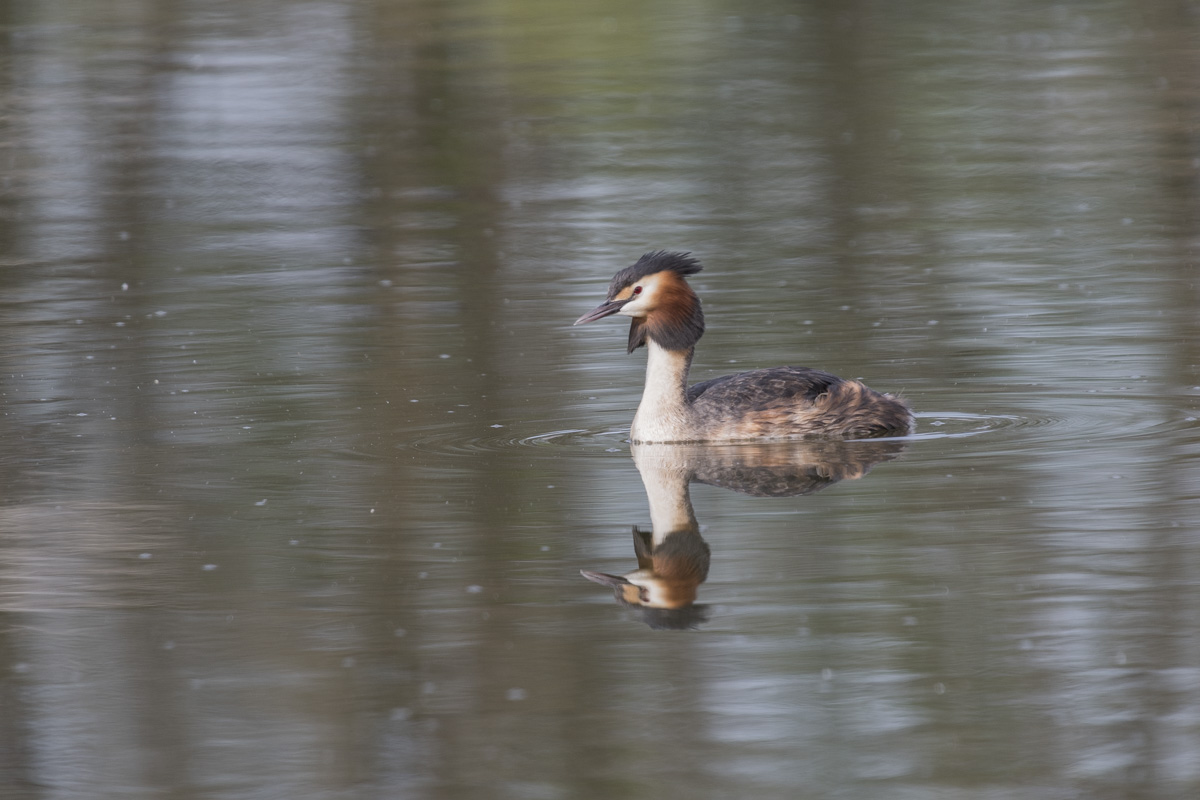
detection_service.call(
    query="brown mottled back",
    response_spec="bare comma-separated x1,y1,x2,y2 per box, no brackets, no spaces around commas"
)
688,366,912,439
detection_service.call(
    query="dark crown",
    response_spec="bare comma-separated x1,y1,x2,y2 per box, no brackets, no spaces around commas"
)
608,251,703,298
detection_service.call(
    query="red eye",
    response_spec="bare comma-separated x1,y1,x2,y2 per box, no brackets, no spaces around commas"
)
633,286,643,295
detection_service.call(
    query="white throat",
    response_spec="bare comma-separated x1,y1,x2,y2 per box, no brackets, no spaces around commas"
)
630,340,696,443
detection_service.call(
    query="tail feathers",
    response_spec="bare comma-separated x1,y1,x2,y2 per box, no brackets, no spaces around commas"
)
817,381,913,437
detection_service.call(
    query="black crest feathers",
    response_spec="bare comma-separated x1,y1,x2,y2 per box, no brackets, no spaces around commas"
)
607,251,703,298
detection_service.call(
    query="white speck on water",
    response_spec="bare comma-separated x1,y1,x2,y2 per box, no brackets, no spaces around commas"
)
75,412,88,416
547,485,555,489
12,663,29,674
202,564,217,571
466,585,483,594
410,399,419,403
506,688,527,701
370,508,375,514
438,354,450,359
418,572,428,579
85,355,94,360
242,426,252,430
540,546,550,551
121,283,129,291
491,424,504,428
379,279,392,288
605,447,621,452
927,320,939,326
138,553,152,560
289,539,299,545
930,420,945,426
255,499,267,506
432,542,441,548
154,310,167,317
75,319,83,324
115,321,125,327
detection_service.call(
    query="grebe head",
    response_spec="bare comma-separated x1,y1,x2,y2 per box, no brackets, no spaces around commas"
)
580,568,700,609
574,251,706,353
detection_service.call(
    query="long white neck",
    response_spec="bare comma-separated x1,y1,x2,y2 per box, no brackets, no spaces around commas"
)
630,340,696,443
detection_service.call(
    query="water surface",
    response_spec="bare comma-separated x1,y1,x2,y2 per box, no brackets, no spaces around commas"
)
2,1,1199,798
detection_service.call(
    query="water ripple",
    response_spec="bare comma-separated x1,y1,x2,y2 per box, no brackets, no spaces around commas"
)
909,411,1029,440
390,394,1199,458
394,414,1030,457
394,427,630,457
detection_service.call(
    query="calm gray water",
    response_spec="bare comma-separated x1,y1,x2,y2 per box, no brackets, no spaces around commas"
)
2,1,1199,798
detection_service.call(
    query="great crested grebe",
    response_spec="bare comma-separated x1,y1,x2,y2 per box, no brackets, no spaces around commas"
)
574,251,913,443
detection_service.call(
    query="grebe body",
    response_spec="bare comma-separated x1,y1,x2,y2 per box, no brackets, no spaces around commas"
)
575,251,913,443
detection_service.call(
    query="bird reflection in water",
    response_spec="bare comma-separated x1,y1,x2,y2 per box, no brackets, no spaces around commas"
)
581,439,906,629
